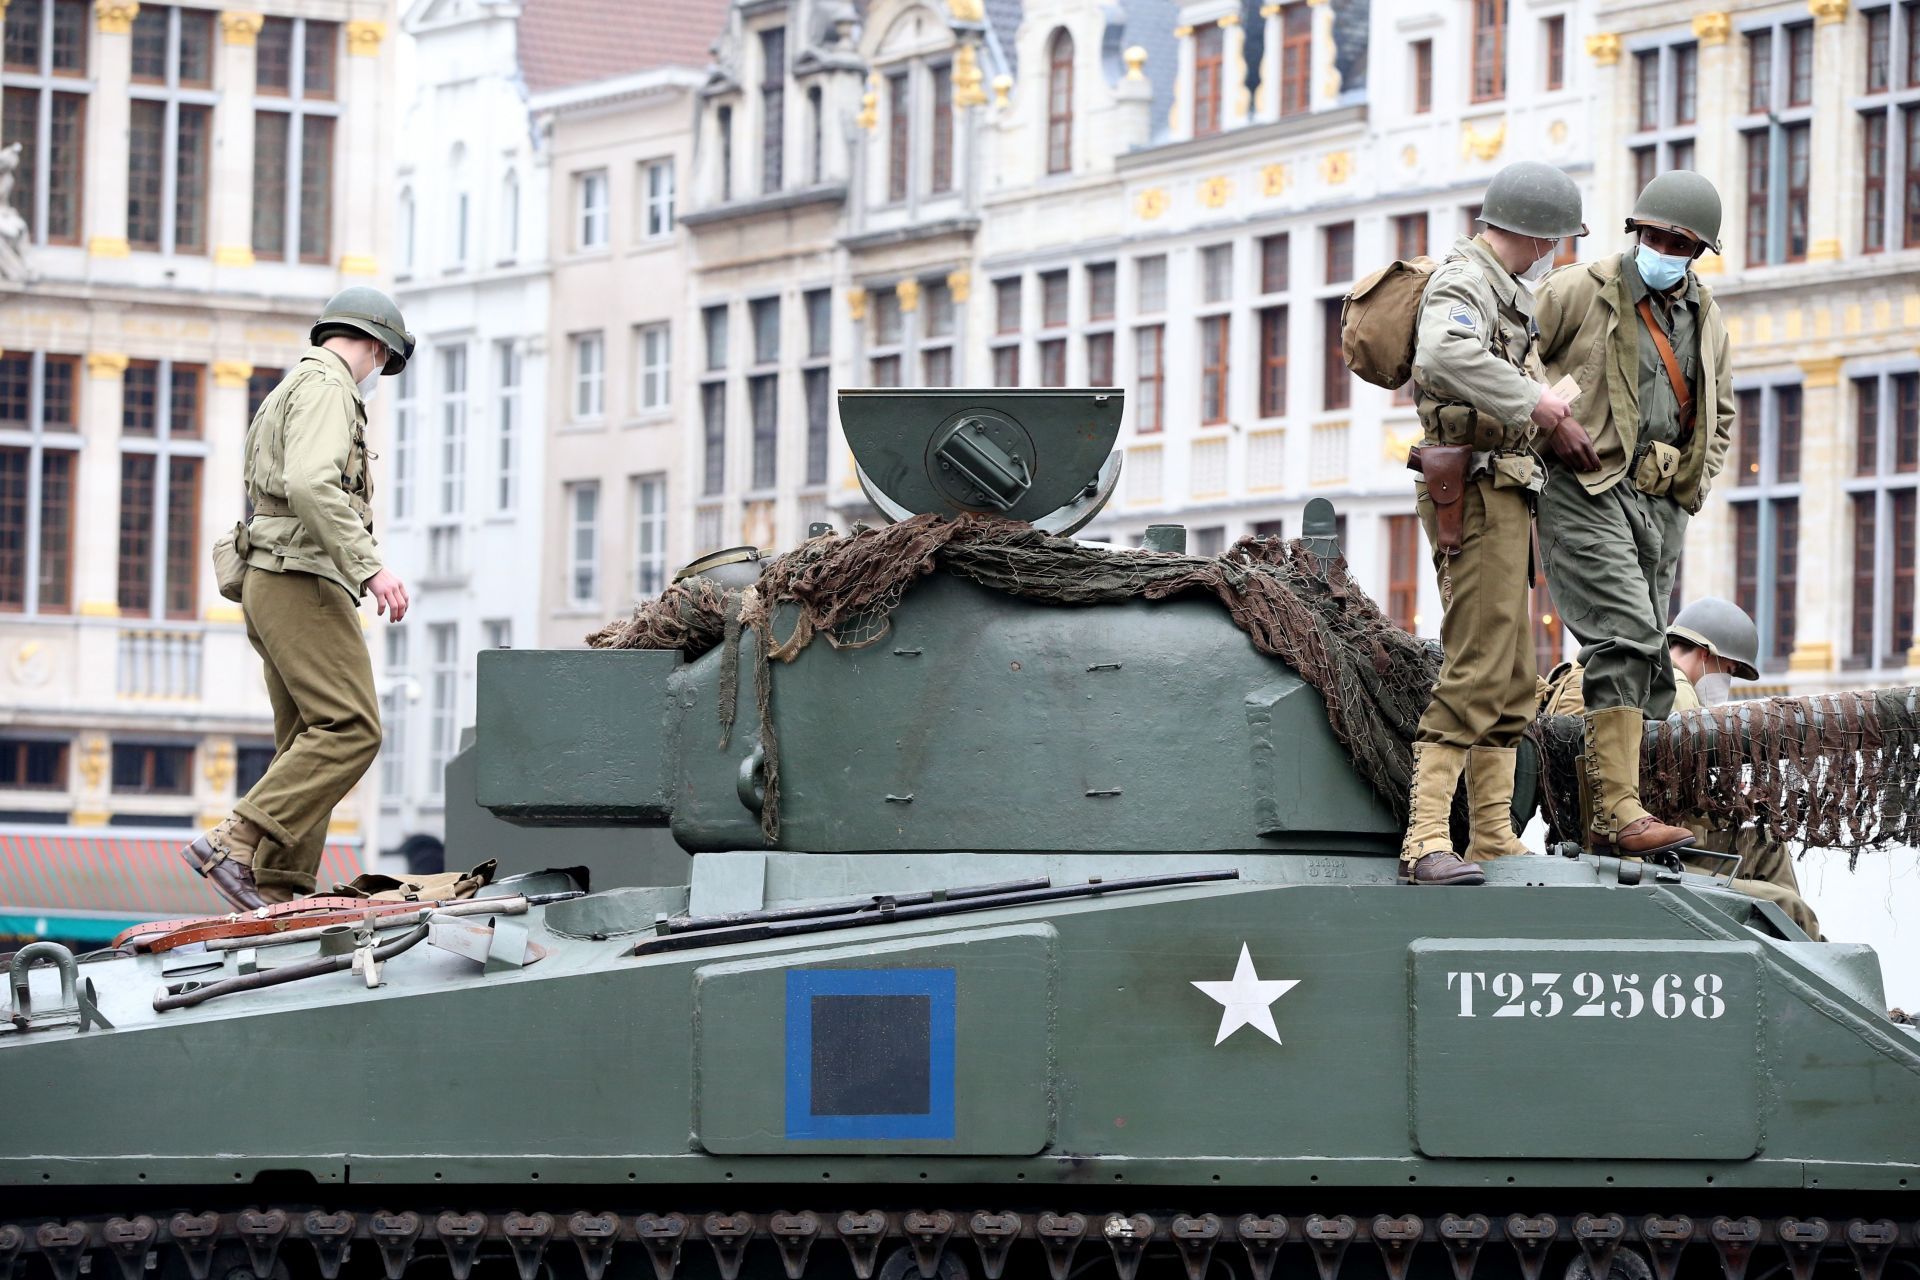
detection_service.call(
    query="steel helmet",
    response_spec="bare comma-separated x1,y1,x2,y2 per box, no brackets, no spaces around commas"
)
1479,161,1588,240
310,286,415,376
1668,596,1760,681
1628,169,1723,254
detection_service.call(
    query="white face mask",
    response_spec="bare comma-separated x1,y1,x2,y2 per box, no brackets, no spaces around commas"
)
1519,238,1559,284
357,368,381,403
1694,672,1734,706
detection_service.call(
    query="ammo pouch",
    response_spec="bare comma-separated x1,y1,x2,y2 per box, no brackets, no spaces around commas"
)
1491,453,1544,492
211,521,253,603
1408,444,1473,555
1631,440,1682,497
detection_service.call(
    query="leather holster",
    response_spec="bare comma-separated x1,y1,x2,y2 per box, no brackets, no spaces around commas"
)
1408,443,1473,555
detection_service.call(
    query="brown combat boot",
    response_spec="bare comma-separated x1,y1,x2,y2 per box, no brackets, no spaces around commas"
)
1399,741,1485,886
1464,746,1530,862
179,816,268,910
1584,707,1693,857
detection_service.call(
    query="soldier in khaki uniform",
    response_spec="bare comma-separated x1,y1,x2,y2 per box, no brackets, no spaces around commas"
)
1532,172,1735,858
181,287,413,908
1401,161,1600,886
1538,597,1820,937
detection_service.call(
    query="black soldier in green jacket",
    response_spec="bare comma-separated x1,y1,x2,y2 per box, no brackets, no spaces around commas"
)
181,287,413,908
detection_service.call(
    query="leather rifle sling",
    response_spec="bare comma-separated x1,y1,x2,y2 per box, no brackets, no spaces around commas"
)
1635,296,1695,436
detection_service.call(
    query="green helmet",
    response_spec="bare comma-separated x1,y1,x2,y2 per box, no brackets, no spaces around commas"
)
1628,169,1723,254
1479,161,1588,239
310,286,414,376
1668,596,1760,682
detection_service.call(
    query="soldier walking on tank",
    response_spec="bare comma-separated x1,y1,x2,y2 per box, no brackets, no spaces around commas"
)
1401,161,1599,885
1532,171,1734,858
180,287,414,908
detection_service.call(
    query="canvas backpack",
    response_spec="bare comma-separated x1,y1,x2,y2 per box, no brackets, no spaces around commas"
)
1340,256,1440,390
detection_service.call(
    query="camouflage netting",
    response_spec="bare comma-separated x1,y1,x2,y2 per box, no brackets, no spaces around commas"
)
590,515,1920,855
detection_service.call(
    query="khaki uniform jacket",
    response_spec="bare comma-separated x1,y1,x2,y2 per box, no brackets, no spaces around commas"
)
243,347,381,599
1411,235,1547,446
1532,252,1734,511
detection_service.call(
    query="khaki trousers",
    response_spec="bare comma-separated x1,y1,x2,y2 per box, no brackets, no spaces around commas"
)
1415,477,1537,750
232,568,381,897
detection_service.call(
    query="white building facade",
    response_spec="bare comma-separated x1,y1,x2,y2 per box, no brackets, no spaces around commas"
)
384,0,550,854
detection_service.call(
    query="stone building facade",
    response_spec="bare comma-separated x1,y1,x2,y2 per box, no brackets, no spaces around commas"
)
0,0,396,941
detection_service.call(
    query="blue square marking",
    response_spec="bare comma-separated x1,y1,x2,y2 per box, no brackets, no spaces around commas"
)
785,968,956,1141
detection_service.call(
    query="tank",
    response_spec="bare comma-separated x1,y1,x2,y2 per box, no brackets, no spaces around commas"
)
3,389,1918,1280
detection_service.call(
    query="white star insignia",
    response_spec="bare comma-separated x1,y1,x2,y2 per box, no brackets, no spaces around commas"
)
1191,942,1300,1046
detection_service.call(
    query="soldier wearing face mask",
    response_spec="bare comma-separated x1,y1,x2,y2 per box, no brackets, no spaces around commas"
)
180,287,414,909
1531,171,1735,861
1397,160,1598,886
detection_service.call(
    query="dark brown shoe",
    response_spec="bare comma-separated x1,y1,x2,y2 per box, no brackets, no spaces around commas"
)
1399,850,1487,886
1608,815,1695,858
180,832,268,910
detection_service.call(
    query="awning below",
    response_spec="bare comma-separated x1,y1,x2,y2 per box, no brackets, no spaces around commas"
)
0,827,365,943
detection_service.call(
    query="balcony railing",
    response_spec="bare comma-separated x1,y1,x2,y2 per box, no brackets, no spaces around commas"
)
117,629,203,700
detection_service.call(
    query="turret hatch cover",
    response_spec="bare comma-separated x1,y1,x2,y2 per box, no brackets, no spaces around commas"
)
838,389,1123,524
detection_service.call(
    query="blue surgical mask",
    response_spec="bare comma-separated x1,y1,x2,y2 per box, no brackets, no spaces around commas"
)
1634,243,1690,291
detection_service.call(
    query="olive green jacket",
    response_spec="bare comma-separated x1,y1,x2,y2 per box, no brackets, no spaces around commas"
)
1410,235,1547,444
242,347,380,598
1532,253,1733,511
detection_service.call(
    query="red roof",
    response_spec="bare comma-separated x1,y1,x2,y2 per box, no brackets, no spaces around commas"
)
518,0,730,93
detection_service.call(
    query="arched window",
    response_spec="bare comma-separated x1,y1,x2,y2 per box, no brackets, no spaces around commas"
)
1047,29,1074,174
500,168,519,262
398,186,416,275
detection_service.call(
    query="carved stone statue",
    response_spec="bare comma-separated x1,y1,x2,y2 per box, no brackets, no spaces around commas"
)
0,143,32,284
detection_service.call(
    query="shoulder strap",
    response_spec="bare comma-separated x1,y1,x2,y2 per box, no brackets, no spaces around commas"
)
1635,296,1695,432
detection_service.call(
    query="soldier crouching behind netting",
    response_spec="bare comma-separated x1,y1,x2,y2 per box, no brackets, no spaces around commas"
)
1400,162,1600,886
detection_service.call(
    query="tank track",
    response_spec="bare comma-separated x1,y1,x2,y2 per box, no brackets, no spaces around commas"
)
3,1207,1915,1280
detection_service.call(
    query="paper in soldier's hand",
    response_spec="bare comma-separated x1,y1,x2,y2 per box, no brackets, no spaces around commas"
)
1548,374,1580,406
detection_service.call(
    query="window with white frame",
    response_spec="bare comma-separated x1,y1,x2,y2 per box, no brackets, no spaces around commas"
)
426,622,457,797
1858,3,1920,254
576,168,609,250
633,473,668,599
499,168,519,263
804,288,831,486
251,16,340,263
448,142,470,271
643,158,675,238
117,359,208,619
750,297,780,490
379,625,409,798
392,364,416,522
1627,37,1697,196
566,481,599,608
1847,369,1920,667
760,27,786,195
494,341,519,512
636,322,671,412
1740,18,1814,266
572,331,605,420
1728,381,1803,669
1,0,91,246
128,5,215,255
438,344,467,517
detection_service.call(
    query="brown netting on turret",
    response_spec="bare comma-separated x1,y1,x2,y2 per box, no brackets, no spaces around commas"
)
589,515,1920,854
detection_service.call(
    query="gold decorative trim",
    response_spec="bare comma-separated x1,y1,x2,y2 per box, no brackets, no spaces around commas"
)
215,244,256,267
77,598,121,615
1259,3,1281,13
846,287,868,321
338,254,378,276
1907,641,1920,670
1549,120,1569,145
93,0,137,33
86,353,129,379
946,0,984,20
1808,0,1847,22
1400,145,1417,167
69,809,110,827
954,44,987,107
1382,427,1420,465
1692,254,1723,275
896,279,921,313
77,737,107,790
205,602,245,623
1198,175,1233,209
327,816,361,835
220,10,263,45
1807,237,1842,262
1460,120,1507,162
1585,32,1621,65
1786,641,1835,671
1124,46,1147,79
88,235,130,257
858,72,880,130
344,19,385,55
211,360,254,389
1134,187,1169,220
1691,11,1731,43
946,270,971,304
204,741,235,791
1798,355,1843,388
1216,12,1239,26
1319,150,1352,185
989,72,1010,108
1260,162,1289,196
1172,24,1193,37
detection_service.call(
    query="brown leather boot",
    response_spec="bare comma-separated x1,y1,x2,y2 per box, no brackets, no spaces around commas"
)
1399,741,1485,886
1584,707,1693,857
1464,745,1530,862
179,816,268,910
